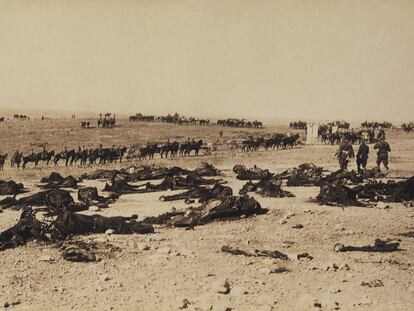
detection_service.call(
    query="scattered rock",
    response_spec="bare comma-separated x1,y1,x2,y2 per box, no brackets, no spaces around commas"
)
297,253,313,261
39,255,53,262
271,266,290,273
361,279,384,288
100,274,110,282
292,224,304,229
279,219,287,225
314,302,322,308
178,299,191,309
213,279,231,295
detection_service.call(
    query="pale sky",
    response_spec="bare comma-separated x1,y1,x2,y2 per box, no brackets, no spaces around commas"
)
0,0,413,121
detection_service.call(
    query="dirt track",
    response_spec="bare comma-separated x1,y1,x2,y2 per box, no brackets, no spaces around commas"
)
0,119,413,311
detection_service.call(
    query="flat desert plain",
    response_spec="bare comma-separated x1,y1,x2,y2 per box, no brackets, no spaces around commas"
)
0,118,413,311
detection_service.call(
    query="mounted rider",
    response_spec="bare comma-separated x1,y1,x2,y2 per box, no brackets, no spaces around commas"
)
11,149,22,167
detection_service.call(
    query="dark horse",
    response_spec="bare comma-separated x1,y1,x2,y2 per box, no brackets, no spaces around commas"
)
10,152,23,168
23,151,55,169
181,140,203,156
0,153,7,171
160,142,179,158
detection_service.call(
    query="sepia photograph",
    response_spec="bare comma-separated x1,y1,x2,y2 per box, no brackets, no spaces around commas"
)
0,1,413,310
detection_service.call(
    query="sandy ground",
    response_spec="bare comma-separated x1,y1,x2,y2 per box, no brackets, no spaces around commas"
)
0,119,413,311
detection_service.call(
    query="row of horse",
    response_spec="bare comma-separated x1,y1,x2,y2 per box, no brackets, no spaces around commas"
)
401,122,414,133
3,140,206,169
361,121,393,130
129,113,210,126
320,131,364,145
217,119,263,128
237,134,300,152
289,121,307,129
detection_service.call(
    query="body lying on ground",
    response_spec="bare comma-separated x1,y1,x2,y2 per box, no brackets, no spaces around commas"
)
144,195,267,228
316,176,414,206
239,178,294,198
0,180,27,195
39,172,79,189
233,164,272,180
159,183,233,203
0,208,154,252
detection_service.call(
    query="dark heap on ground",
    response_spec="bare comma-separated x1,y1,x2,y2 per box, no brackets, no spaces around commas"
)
233,164,273,180
0,180,27,195
317,176,414,206
103,174,223,195
81,163,220,182
39,172,79,189
0,208,154,252
276,163,324,187
144,195,267,228
239,178,294,198
159,183,233,203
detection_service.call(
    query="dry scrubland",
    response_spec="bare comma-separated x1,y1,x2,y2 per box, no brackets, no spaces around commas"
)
0,118,413,311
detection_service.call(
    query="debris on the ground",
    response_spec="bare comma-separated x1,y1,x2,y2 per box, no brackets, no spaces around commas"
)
334,239,400,253
361,280,384,288
297,252,313,260
221,245,289,260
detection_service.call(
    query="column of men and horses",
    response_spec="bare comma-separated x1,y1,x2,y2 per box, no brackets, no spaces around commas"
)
0,133,301,170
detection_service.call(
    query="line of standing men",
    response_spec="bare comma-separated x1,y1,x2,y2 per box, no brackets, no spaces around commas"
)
336,135,391,173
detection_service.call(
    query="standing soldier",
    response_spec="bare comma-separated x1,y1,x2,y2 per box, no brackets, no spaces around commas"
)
374,137,391,173
356,138,369,173
336,138,355,170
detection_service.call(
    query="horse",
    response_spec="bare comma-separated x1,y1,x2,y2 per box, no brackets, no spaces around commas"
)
160,142,179,158
22,153,41,169
185,140,203,156
0,153,7,171
10,152,22,168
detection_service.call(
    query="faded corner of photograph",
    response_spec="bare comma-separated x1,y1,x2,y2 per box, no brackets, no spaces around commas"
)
0,1,413,310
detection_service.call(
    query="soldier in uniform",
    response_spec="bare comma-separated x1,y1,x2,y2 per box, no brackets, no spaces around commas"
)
336,138,355,170
356,138,369,173
374,138,391,173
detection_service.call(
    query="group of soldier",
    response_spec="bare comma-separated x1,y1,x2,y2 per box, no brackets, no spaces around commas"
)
336,133,391,174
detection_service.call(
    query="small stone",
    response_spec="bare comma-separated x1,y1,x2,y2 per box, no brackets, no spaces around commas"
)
297,253,313,261
340,264,351,271
39,255,52,262
105,229,115,235
292,224,304,229
212,279,231,295
100,274,110,282
279,219,287,225
271,266,290,273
